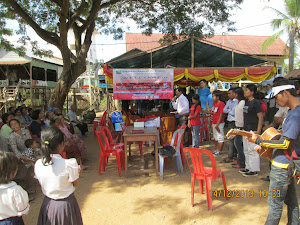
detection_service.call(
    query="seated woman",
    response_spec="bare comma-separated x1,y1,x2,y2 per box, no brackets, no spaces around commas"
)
59,115,87,158
22,107,33,126
0,113,14,151
29,109,46,139
44,111,54,127
8,119,36,194
51,116,88,169
14,108,27,128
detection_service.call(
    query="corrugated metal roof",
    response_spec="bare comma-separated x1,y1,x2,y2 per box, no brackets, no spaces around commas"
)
126,33,287,56
0,47,63,66
110,39,265,68
0,60,31,65
0,48,32,64
25,49,63,66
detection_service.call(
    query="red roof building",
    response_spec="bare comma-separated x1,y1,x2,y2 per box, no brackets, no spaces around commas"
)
126,33,286,56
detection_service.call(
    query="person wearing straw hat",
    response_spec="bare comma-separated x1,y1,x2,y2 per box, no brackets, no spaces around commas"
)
247,78,300,225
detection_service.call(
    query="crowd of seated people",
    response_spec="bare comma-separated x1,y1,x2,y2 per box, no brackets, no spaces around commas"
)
0,105,89,203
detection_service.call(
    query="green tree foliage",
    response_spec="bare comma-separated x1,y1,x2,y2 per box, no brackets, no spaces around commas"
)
0,0,243,109
262,0,300,72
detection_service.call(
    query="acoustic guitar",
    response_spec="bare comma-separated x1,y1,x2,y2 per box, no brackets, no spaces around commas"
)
226,127,281,160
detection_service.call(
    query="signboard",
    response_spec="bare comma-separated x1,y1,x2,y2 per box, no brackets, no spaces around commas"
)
99,83,107,88
113,69,173,100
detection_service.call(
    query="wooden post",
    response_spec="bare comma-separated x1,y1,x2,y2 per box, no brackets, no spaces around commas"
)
44,69,47,111
191,36,195,68
67,91,69,112
30,65,33,108
105,75,109,113
150,51,153,68
73,89,76,107
232,51,234,67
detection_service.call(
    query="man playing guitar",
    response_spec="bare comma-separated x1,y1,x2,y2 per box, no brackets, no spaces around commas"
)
247,78,300,225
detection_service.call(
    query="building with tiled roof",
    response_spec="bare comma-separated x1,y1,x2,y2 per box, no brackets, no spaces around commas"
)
125,33,287,71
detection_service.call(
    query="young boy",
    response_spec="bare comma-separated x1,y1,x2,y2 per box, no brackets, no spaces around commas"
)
22,139,42,167
247,78,300,225
210,90,225,156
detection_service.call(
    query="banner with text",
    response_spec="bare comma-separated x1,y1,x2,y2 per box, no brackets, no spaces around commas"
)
113,69,174,100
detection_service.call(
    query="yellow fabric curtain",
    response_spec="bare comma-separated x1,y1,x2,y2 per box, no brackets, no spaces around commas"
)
105,66,277,84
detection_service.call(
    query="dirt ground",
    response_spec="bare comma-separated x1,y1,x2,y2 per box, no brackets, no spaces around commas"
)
23,127,300,225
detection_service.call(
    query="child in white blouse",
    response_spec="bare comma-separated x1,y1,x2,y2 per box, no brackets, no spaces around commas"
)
35,127,83,225
0,151,29,225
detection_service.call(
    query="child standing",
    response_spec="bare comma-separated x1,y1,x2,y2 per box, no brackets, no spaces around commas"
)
210,90,225,156
34,127,83,225
188,94,201,148
0,151,29,225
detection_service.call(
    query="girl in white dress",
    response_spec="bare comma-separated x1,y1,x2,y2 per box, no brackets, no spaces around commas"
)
35,127,83,225
0,151,29,225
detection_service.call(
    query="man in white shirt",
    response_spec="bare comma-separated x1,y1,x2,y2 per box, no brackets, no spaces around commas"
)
223,88,238,162
67,105,88,135
172,87,190,147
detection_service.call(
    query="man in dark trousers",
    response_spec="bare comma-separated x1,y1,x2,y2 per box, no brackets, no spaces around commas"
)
247,78,300,225
67,105,88,135
171,87,190,147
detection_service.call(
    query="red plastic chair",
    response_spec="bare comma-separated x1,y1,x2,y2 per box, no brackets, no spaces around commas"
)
100,110,107,126
93,110,107,135
96,130,124,176
99,126,124,151
183,148,228,210
200,116,210,143
120,124,143,156
120,123,126,133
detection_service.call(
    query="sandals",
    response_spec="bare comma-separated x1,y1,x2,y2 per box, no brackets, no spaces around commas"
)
221,158,234,163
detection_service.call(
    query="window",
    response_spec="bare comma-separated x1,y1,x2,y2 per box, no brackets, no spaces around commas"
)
47,69,57,81
32,67,45,80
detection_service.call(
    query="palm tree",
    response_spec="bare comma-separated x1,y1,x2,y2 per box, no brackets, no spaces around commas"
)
262,0,300,72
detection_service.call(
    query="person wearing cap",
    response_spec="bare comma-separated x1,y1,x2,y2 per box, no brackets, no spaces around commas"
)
247,78,300,225
171,87,190,147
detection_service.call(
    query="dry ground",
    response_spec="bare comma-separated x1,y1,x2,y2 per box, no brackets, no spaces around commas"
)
23,126,300,225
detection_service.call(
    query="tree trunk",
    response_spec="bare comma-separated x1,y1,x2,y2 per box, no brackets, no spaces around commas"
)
49,61,86,110
289,28,295,72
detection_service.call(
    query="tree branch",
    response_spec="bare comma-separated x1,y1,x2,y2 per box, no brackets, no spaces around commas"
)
50,0,63,7
67,0,87,29
78,22,95,67
6,0,60,47
72,24,82,56
58,0,70,50
79,0,123,34
58,0,76,65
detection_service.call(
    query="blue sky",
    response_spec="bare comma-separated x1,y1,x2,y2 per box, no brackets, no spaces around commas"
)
6,0,287,61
